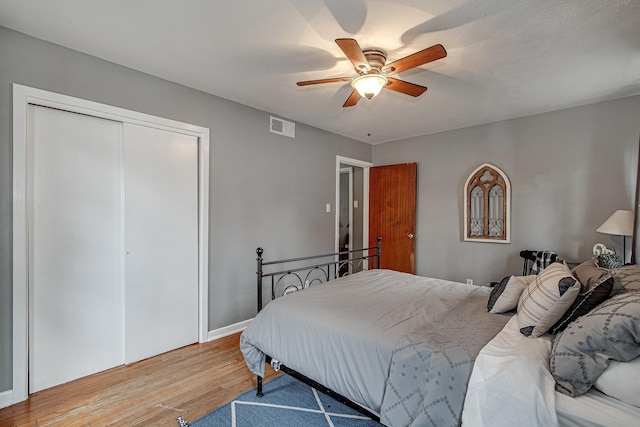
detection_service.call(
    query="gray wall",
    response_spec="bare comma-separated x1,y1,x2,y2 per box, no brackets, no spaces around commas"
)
2,23,638,398
0,26,372,393
373,95,640,285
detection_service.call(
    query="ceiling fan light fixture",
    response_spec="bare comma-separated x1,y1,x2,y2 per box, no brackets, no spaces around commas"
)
351,74,388,99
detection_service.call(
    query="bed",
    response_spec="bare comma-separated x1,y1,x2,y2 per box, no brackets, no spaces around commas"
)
240,241,510,425
240,245,640,427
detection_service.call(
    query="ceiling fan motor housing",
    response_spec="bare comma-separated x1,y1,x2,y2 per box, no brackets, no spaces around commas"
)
361,48,387,74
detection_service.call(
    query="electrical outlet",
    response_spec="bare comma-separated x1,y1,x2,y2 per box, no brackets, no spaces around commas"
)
466,279,473,285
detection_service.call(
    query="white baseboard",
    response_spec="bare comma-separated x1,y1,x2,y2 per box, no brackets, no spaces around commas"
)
207,318,253,342
0,389,13,409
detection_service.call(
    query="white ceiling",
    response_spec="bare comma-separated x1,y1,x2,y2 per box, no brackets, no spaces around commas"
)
1,0,639,144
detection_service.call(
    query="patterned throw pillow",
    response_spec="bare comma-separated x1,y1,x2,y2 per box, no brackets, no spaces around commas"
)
517,262,581,337
596,253,623,270
607,264,640,296
487,275,536,313
549,259,614,334
572,258,612,290
550,292,640,397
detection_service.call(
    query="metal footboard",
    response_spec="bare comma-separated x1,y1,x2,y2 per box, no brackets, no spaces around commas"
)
253,237,382,419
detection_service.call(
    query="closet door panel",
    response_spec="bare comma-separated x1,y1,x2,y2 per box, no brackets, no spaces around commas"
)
123,124,199,363
29,106,123,392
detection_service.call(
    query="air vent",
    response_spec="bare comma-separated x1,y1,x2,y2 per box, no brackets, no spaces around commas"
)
270,116,295,138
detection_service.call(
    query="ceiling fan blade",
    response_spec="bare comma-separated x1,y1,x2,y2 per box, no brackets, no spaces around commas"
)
297,77,352,86
335,38,370,73
385,77,427,97
383,44,447,75
343,90,361,107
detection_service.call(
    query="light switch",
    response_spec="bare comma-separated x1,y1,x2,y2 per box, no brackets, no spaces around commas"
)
326,203,331,213
354,200,359,208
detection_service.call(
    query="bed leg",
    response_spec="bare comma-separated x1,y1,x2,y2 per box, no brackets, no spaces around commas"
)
256,375,264,397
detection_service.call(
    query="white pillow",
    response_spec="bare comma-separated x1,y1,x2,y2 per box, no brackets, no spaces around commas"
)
517,262,580,337
489,275,536,313
594,357,640,407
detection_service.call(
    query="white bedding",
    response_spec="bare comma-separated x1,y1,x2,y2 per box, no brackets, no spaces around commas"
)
462,316,558,426
462,315,640,427
556,386,640,427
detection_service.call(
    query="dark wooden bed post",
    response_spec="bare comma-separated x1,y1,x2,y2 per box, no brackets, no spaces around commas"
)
376,236,382,269
256,247,264,397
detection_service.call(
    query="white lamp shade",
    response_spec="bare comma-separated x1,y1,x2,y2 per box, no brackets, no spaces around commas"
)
596,210,634,236
351,74,387,99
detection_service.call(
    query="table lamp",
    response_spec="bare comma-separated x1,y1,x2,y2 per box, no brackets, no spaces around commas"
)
596,209,634,263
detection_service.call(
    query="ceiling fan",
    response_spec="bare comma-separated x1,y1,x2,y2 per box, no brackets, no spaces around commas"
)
297,38,447,107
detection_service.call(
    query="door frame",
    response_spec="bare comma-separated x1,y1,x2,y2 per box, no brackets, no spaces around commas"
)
335,156,372,259
340,166,354,253
11,84,210,404
339,167,354,274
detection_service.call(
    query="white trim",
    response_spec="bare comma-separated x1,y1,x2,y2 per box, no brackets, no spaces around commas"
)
207,319,253,342
12,84,211,404
335,156,373,258
0,390,13,409
463,163,511,243
339,167,354,246
338,167,354,274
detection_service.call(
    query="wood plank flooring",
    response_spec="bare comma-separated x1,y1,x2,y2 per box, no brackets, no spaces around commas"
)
0,333,280,426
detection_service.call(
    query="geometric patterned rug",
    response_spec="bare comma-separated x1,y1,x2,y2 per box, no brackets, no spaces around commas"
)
184,374,381,426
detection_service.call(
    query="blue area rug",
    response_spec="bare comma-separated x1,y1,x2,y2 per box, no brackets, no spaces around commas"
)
187,374,381,427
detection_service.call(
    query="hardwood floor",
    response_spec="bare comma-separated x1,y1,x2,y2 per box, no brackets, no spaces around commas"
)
0,333,280,427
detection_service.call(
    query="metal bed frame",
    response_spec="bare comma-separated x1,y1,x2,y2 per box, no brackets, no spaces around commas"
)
253,237,382,421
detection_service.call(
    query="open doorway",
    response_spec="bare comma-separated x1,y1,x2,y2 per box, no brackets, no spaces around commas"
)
335,156,373,275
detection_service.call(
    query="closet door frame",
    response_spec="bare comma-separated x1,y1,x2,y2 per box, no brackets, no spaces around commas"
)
11,84,210,404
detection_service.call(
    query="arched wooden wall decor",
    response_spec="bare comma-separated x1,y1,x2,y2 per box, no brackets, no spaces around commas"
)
464,163,511,243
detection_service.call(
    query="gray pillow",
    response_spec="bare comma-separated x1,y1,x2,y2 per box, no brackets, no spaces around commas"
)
549,259,614,334
571,258,612,290
607,264,640,296
550,292,640,397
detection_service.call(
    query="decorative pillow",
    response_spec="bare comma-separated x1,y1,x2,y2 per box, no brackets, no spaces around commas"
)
549,259,614,334
571,258,612,290
596,253,623,270
487,275,536,313
607,264,640,296
594,357,640,407
550,292,640,397
517,262,580,337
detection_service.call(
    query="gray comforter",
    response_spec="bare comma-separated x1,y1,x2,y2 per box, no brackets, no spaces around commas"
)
240,269,509,426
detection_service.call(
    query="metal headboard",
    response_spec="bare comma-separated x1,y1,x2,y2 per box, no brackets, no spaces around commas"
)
256,236,381,312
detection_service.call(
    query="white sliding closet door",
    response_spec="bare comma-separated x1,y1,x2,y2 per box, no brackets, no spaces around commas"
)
29,105,124,392
123,124,199,363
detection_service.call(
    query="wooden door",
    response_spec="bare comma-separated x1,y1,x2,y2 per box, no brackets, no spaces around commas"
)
369,163,417,273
